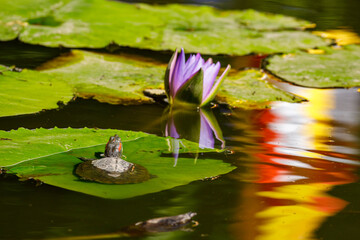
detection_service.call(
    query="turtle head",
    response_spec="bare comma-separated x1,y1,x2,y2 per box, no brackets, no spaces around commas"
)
104,134,123,158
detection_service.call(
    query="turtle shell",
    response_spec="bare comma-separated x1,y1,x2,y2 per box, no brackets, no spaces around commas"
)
75,157,150,184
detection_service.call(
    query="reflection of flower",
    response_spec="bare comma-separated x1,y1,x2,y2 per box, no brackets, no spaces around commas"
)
165,108,225,166
165,48,231,107
198,110,225,149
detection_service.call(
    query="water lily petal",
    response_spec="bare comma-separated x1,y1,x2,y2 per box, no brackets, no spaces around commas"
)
185,54,196,67
201,64,231,107
171,48,186,96
202,62,221,101
165,49,178,97
184,53,203,81
202,58,213,71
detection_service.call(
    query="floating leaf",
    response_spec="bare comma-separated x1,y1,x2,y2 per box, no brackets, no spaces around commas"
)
0,0,63,40
0,65,73,117
40,50,164,105
0,0,328,55
217,69,304,108
1,128,235,199
265,45,360,88
0,128,148,167
232,9,314,31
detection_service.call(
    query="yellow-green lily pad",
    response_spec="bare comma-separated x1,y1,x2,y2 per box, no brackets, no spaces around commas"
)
217,69,305,108
231,9,314,30
40,50,165,105
1,128,235,199
0,65,73,117
0,0,328,55
265,45,360,88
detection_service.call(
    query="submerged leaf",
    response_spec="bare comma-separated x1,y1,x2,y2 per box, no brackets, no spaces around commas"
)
1,128,235,199
0,0,328,55
265,45,360,88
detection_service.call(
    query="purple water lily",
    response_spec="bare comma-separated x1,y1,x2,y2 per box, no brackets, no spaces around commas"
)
165,48,231,107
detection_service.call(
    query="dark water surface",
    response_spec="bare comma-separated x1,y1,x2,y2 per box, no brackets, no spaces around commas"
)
1,0,360,240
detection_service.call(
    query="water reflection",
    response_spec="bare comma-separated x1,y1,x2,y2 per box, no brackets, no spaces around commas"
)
230,87,359,240
313,28,360,46
164,107,225,166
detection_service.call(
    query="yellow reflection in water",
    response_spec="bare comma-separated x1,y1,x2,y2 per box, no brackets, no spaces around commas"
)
304,89,333,154
256,183,346,240
313,29,360,45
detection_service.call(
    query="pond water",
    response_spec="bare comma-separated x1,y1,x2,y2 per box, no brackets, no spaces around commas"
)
1,0,359,240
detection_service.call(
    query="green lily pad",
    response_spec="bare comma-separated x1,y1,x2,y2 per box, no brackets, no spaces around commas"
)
0,0,328,55
0,0,64,40
40,50,164,104
0,49,164,118
0,127,148,167
1,128,235,199
217,69,305,108
0,65,73,117
265,45,360,88
231,9,314,31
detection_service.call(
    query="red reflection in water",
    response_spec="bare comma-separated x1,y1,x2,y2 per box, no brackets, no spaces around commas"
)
253,108,358,185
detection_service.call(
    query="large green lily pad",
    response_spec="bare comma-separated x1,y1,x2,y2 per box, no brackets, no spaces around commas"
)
231,9,314,31
265,45,360,88
217,69,305,108
0,65,73,117
0,127,148,167
1,128,235,199
0,0,328,55
40,50,164,104
0,49,164,118
0,0,63,40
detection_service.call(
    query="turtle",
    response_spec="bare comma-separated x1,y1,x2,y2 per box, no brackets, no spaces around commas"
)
47,212,198,239
75,134,150,184
122,212,198,234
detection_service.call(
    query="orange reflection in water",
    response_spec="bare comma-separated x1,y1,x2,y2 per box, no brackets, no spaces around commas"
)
230,89,359,240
